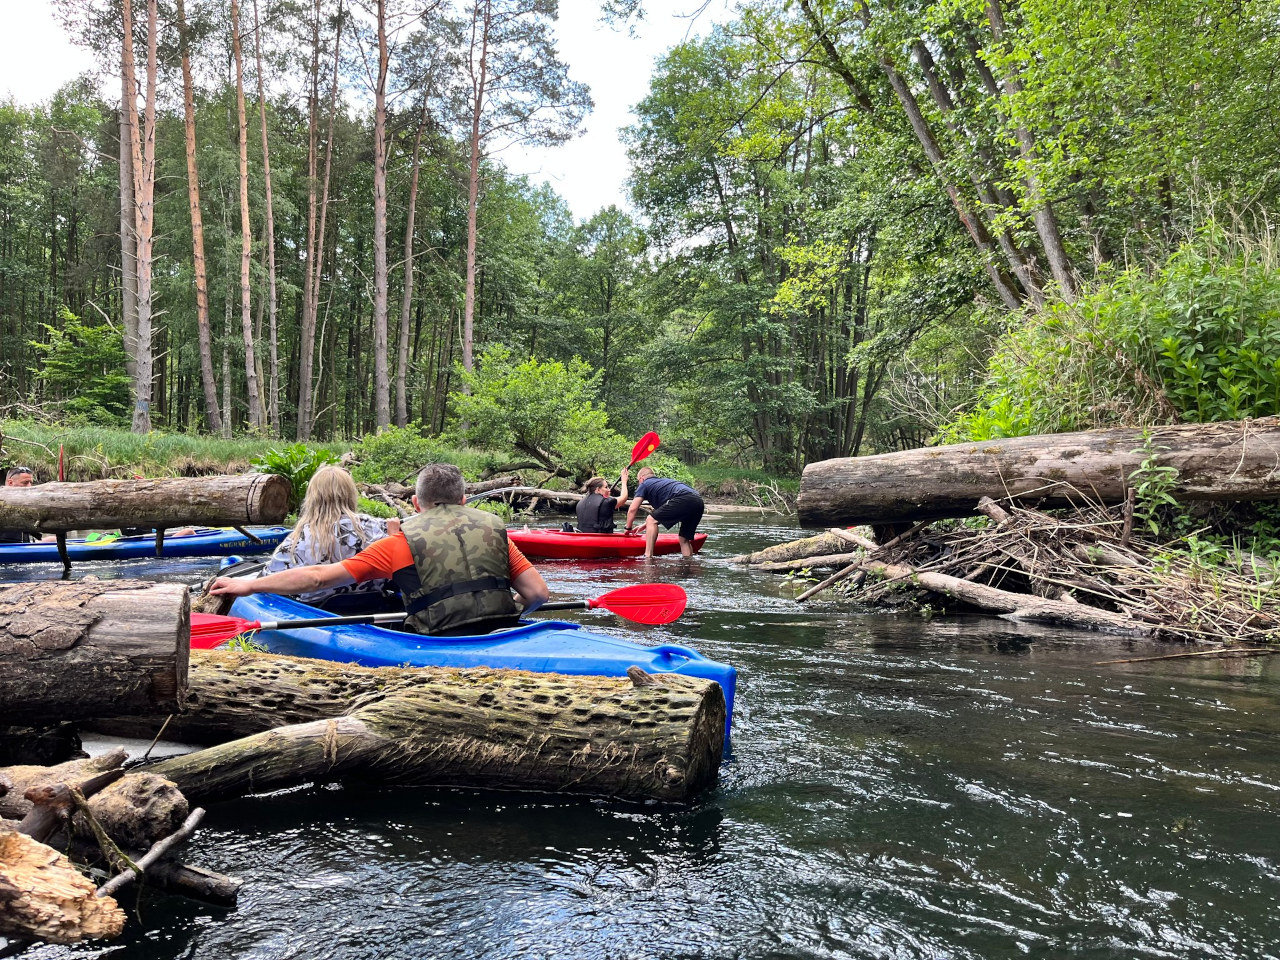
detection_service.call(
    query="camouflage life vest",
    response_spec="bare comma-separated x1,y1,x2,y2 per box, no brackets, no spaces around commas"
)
396,504,516,633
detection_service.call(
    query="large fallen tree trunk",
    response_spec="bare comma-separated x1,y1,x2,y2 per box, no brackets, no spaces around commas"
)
799,417,1280,526
0,473,289,533
0,581,188,725
115,651,725,803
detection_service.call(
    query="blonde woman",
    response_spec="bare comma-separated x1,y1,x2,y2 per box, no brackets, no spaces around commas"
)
260,465,399,604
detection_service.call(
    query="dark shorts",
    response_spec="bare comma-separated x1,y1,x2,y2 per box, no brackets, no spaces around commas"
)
651,492,704,541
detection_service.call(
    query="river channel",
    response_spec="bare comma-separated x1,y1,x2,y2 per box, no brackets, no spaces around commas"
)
7,516,1280,959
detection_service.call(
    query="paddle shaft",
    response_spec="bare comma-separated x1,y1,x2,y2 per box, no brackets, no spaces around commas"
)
251,600,592,632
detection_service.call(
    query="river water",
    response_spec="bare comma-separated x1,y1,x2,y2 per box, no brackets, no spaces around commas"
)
8,517,1280,959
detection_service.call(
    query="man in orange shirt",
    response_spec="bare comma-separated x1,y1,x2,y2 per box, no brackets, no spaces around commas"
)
211,463,548,634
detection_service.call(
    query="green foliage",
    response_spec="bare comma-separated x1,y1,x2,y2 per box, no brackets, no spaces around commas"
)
250,443,341,511
1127,431,1186,537
30,309,131,426
356,496,399,519
349,424,447,485
945,219,1280,441
452,346,622,482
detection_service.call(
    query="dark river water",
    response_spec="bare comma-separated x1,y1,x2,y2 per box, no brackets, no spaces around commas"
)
7,517,1280,959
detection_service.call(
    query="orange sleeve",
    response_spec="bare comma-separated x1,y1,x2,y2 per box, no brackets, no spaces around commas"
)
341,533,413,582
508,541,533,579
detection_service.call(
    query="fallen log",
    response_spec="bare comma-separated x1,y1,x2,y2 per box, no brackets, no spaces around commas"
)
756,552,861,572
863,560,1151,635
0,826,126,944
731,531,852,565
0,473,289,534
116,651,725,804
0,581,189,725
798,417,1280,526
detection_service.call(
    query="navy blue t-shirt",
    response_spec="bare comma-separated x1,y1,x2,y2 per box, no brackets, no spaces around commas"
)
634,476,696,510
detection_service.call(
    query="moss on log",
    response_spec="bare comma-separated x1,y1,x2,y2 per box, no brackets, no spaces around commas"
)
129,651,725,803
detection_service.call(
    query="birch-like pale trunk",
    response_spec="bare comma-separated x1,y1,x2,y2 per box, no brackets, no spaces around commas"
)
462,0,491,375
371,0,391,427
121,0,158,433
298,0,322,439
396,104,426,426
253,0,281,435
231,0,264,431
176,0,224,433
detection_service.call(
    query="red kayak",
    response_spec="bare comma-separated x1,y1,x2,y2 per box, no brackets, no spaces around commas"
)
508,528,707,560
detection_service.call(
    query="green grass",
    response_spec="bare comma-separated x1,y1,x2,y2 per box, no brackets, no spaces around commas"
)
0,420,349,481
688,465,799,505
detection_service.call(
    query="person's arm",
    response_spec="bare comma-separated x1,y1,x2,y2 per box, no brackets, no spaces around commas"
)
210,562,355,598
512,565,549,613
614,469,630,511
625,482,645,530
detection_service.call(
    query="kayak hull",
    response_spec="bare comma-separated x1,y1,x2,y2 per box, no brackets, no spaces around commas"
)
227,590,736,745
0,526,290,564
509,529,707,560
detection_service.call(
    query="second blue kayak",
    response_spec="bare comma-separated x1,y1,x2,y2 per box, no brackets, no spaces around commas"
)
0,526,290,564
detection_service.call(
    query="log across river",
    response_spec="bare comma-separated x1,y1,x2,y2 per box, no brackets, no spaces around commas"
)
799,416,1280,525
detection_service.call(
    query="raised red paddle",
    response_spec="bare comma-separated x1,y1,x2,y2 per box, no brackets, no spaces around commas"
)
189,582,688,648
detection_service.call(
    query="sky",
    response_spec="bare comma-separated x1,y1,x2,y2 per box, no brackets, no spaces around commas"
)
0,0,728,221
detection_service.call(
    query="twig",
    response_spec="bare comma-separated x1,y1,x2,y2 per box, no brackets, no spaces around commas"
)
96,808,206,898
1095,648,1280,665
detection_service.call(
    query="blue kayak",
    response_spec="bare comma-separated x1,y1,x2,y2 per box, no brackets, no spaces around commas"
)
227,589,737,745
0,526,290,564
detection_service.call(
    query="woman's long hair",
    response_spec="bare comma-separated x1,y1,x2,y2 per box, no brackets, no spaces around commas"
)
282,465,373,563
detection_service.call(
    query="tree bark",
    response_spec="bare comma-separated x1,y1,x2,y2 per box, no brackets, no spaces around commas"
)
462,0,491,375
128,651,726,804
116,102,137,388
799,418,1280,526
0,827,126,944
730,531,852,565
371,0,391,428
0,473,290,532
396,103,427,426
253,0,281,435
121,0,158,433
299,0,322,440
175,0,224,434
231,0,264,431
0,581,188,725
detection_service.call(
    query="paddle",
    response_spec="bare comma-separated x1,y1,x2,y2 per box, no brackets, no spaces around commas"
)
612,432,660,494
189,582,688,648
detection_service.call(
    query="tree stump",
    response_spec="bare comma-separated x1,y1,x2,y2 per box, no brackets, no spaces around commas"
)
0,581,189,725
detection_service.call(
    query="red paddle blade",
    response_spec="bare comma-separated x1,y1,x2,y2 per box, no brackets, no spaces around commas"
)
190,612,262,649
629,432,660,467
590,583,686,625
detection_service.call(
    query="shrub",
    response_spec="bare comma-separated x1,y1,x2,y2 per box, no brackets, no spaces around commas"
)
251,443,340,511
349,423,446,485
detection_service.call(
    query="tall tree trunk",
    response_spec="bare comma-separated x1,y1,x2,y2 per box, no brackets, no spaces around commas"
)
121,0,158,433
299,0,343,440
117,103,137,388
253,0,281,435
176,0,224,433
371,0,391,428
983,0,1077,299
231,0,264,431
298,0,322,440
462,0,491,375
396,103,426,426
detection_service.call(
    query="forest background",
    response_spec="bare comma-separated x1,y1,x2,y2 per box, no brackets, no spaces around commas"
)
4,0,1280,493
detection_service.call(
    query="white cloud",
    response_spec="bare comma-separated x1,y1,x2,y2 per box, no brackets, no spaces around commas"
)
0,3,99,105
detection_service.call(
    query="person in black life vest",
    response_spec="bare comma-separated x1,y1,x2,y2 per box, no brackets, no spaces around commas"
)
575,471,630,533
0,467,57,544
211,463,549,635
625,466,704,559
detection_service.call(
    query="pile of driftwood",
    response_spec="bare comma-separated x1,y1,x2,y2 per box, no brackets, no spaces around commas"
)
740,496,1280,644
360,476,584,516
